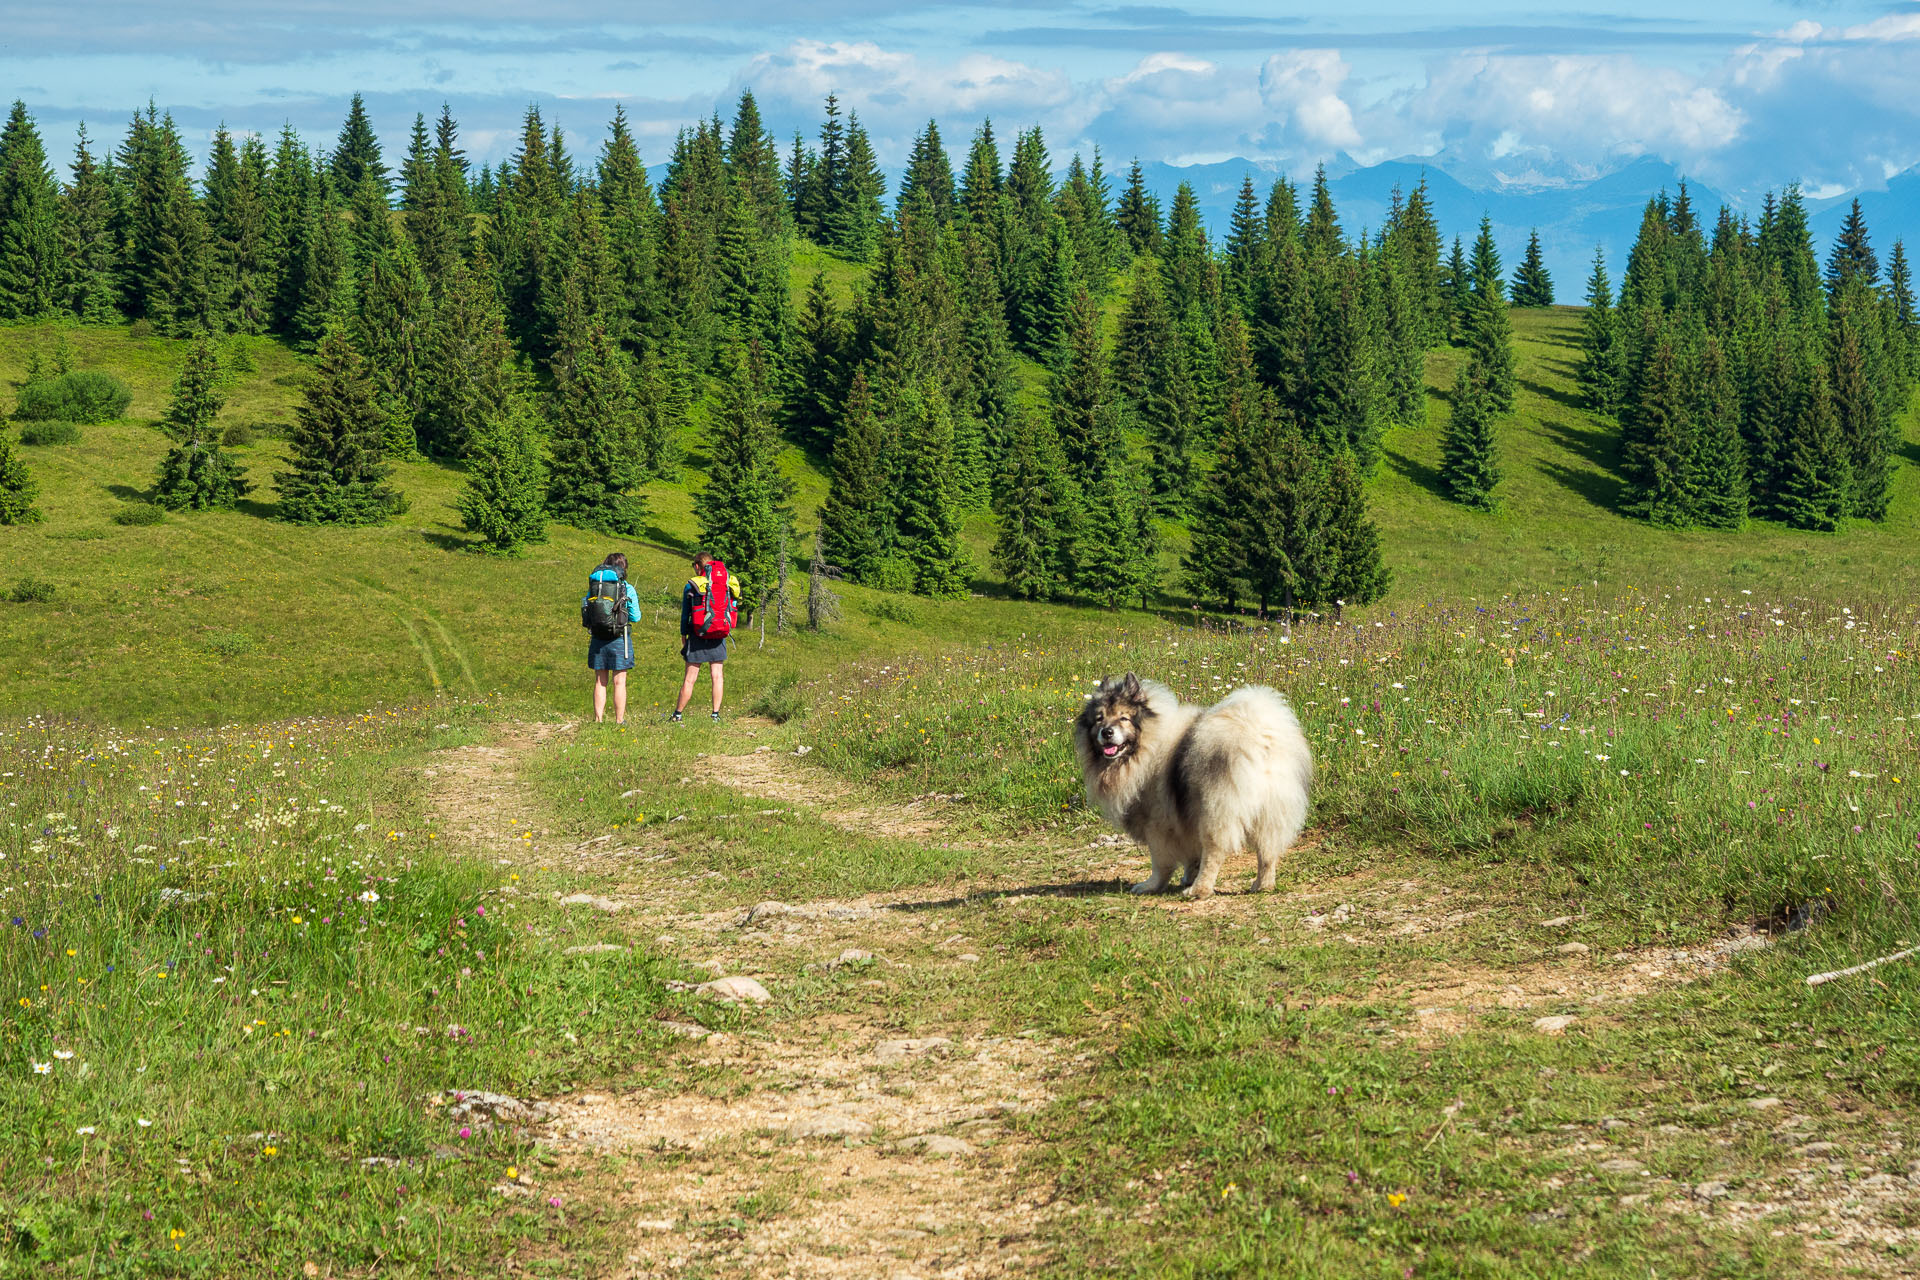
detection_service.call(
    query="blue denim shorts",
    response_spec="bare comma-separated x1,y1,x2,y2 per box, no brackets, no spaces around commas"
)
587,631,634,671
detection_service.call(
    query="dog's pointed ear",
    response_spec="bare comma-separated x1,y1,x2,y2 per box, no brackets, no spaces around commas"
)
1119,672,1142,699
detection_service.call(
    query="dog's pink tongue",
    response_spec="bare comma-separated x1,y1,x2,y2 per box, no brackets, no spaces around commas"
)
1102,744,1119,757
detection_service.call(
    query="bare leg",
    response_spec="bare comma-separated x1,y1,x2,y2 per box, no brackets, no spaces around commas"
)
593,670,609,722
611,670,628,724
710,662,725,713
674,664,699,715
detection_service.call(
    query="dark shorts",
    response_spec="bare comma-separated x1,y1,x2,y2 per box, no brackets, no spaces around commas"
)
588,631,634,671
682,636,727,666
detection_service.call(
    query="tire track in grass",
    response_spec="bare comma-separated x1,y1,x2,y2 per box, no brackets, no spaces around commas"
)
190,523,476,695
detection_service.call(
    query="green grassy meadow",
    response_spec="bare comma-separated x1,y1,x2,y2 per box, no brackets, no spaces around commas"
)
4,298,1920,1277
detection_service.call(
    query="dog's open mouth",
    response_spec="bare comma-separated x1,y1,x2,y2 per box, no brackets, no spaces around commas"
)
1099,741,1129,760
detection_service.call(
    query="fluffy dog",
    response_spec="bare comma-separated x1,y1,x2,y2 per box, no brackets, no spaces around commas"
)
1074,672,1312,899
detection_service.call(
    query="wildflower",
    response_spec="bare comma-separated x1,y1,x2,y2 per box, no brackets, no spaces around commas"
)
506,1166,519,1180
76,1126,95,1135
359,890,379,904
458,1127,471,1139
138,1118,152,1127
263,1146,277,1156
31,1062,50,1074
1221,1181,1239,1198
53,1049,73,1060
1387,1192,1408,1208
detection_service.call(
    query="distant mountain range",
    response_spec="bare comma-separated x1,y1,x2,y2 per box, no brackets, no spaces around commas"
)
1130,155,1920,301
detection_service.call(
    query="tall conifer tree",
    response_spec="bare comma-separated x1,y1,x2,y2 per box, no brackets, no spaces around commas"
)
278,330,404,524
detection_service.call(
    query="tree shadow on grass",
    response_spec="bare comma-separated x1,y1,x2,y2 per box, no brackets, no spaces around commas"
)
234,497,280,521
1385,442,1450,502
1520,376,1585,414
106,483,151,503
423,531,476,553
1536,457,1627,515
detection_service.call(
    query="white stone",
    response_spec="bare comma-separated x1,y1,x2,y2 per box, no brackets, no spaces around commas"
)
899,1134,975,1157
1556,942,1590,955
1746,1096,1783,1110
1540,916,1576,928
696,976,771,1005
1531,1015,1578,1035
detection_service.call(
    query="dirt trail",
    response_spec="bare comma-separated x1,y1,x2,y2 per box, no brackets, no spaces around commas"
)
422,727,1897,1277
423,728,1077,1279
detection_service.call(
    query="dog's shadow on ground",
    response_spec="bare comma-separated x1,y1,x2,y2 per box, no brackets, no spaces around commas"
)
883,879,1134,912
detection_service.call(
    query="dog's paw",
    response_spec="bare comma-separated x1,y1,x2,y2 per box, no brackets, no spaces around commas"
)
1129,879,1164,895
1178,884,1215,901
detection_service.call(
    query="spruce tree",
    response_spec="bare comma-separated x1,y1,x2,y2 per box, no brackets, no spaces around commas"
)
1829,289,1895,520
817,369,891,583
991,411,1078,600
892,382,971,598
331,93,389,196
277,329,405,525
1687,337,1748,529
59,124,120,322
725,90,787,238
1242,418,1326,615
1442,236,1471,344
1304,255,1385,470
154,338,250,511
458,401,548,553
545,286,646,536
1510,228,1554,306
1074,437,1154,609
1319,448,1390,606
632,343,688,480
1824,198,1879,299
1050,289,1118,473
1576,248,1623,415
1622,335,1692,527
1142,326,1203,516
1777,359,1851,531
1465,217,1517,412
353,239,431,456
1116,159,1162,257
1439,364,1500,510
1886,239,1917,382
1184,315,1270,612
0,100,63,320
700,345,792,605
418,253,514,457
597,104,660,349
0,429,43,525
897,120,955,226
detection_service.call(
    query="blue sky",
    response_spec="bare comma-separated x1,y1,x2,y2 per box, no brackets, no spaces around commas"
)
6,2,1920,200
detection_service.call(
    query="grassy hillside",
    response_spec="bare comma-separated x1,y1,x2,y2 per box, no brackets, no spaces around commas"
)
1,300,1915,726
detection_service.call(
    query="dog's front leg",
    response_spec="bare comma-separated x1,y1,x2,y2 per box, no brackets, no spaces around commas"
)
1129,840,1180,894
1180,841,1228,900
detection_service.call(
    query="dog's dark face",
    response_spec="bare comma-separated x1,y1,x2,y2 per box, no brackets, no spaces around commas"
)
1077,673,1153,768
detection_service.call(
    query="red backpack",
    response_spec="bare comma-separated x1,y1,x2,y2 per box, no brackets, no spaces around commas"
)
690,560,737,640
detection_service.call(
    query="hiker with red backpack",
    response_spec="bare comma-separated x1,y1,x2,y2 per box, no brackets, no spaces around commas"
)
671,550,739,723
582,552,641,725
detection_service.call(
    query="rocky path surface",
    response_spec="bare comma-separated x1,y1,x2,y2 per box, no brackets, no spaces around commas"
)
423,725,1075,1279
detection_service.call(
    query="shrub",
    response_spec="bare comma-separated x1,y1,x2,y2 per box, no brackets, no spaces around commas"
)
7,577,55,604
868,596,919,624
219,421,254,448
111,503,165,526
18,421,80,446
14,371,133,424
127,319,154,339
748,673,807,724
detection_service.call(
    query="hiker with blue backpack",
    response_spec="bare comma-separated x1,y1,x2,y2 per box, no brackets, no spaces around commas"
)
582,552,641,725
671,550,739,724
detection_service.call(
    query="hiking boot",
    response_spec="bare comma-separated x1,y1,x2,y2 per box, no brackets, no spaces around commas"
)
668,711,683,724
710,710,721,723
